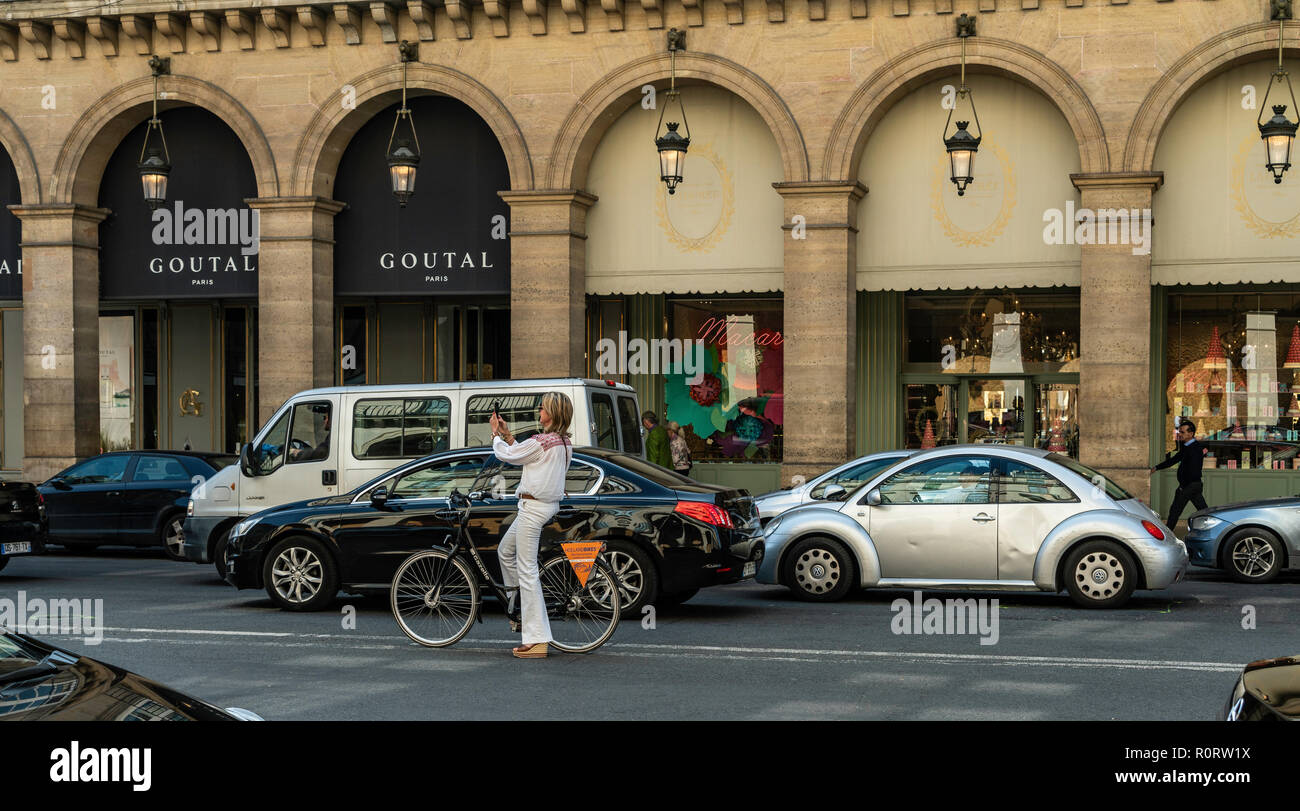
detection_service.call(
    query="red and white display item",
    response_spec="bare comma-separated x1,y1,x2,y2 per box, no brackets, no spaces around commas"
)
1286,324,1300,370
1204,325,1227,370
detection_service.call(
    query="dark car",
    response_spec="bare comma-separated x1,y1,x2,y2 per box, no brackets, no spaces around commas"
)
1221,655,1300,721
40,451,237,560
225,446,764,616
0,629,261,720
0,480,48,573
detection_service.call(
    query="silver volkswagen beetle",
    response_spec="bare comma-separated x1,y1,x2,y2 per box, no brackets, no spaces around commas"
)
751,450,916,525
757,445,1188,608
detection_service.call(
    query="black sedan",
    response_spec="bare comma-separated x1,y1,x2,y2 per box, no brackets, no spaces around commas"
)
225,447,764,616
40,451,236,560
1221,655,1299,721
0,480,47,573
0,629,262,721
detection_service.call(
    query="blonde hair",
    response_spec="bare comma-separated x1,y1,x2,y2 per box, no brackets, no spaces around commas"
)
541,391,573,438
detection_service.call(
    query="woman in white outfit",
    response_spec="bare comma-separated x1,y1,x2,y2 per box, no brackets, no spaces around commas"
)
489,392,573,659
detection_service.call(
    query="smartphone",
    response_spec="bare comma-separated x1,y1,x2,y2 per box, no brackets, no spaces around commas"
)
492,400,502,420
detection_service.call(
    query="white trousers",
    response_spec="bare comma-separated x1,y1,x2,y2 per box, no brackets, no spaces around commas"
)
498,498,558,645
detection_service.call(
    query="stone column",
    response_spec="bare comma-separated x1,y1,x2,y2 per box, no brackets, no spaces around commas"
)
246,197,345,426
772,181,866,487
1069,172,1163,501
10,204,109,482
499,190,597,378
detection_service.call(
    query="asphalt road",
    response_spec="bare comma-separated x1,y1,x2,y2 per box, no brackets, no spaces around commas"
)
2,546,1294,721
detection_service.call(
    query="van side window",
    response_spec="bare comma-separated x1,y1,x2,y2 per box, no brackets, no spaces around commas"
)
616,396,642,455
467,394,543,447
591,394,618,450
287,402,333,464
353,398,451,459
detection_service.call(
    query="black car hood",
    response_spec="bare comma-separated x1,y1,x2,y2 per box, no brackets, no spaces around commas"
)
1190,496,1300,519
1241,656,1300,720
0,650,233,721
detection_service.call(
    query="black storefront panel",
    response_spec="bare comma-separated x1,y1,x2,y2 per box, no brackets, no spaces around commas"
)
333,95,510,296
99,107,259,300
0,147,21,300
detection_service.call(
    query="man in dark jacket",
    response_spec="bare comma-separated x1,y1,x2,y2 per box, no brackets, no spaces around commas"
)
1150,419,1207,529
643,411,672,468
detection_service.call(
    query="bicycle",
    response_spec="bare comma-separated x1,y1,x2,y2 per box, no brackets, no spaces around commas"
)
389,464,621,653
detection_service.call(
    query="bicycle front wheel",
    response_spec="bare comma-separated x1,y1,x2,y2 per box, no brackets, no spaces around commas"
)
390,550,479,647
539,555,621,653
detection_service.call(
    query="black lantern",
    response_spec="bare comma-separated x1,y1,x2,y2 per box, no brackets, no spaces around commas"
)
942,15,982,197
137,56,171,210
654,29,690,195
1260,1,1299,183
386,41,421,207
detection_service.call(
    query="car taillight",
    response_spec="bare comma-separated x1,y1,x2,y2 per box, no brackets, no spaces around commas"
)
1141,520,1164,541
674,501,733,529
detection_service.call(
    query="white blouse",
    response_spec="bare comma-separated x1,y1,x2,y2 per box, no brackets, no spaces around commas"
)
491,432,573,503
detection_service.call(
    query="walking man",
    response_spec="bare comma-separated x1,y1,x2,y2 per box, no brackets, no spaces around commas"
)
643,411,672,469
1150,419,1208,530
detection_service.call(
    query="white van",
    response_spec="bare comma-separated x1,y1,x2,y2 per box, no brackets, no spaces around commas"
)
181,378,643,574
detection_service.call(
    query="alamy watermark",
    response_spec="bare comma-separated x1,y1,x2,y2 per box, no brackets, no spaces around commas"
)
150,200,260,273
0,590,104,645
1042,201,1152,256
890,590,999,646
594,330,706,384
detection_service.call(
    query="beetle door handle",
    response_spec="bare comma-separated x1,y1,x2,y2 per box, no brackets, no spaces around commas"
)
972,513,995,523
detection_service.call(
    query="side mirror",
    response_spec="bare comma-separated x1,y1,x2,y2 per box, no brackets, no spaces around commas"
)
821,484,846,501
865,489,882,507
370,486,389,510
50,478,72,491
240,443,257,478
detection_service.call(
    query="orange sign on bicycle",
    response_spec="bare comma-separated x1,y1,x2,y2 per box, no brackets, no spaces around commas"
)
560,541,605,587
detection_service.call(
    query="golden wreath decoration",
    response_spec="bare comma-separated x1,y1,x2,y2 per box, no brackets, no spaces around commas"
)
1230,134,1300,239
929,139,1016,248
655,141,735,254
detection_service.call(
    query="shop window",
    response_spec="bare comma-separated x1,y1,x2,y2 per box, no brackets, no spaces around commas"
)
905,384,959,449
905,289,1080,374
99,314,136,452
1166,290,1300,470
665,297,783,463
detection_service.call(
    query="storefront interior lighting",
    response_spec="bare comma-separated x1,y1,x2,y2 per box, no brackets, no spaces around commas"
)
655,29,691,195
386,41,421,207
137,56,171,211
942,14,982,197
1260,0,1299,183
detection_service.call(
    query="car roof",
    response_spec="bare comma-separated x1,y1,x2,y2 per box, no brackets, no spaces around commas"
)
287,378,637,398
902,444,1053,460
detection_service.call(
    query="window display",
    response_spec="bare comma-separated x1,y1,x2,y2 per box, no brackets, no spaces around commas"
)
905,288,1080,374
665,298,783,462
1165,290,1300,469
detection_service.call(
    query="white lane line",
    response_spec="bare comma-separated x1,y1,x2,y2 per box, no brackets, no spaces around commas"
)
94,627,1244,672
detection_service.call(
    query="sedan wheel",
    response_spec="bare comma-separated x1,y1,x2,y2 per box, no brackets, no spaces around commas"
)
602,542,658,619
1064,541,1137,608
161,515,187,561
784,537,855,602
1225,529,1284,584
263,538,338,612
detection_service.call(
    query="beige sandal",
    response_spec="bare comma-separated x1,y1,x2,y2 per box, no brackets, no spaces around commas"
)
512,642,548,659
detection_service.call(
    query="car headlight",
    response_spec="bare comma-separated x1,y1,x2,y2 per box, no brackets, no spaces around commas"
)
230,516,260,539
1188,516,1223,531
186,498,194,518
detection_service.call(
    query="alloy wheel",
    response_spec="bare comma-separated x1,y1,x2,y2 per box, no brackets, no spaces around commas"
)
793,547,840,595
165,518,185,558
605,549,644,608
270,546,324,604
1073,551,1125,601
1231,535,1277,579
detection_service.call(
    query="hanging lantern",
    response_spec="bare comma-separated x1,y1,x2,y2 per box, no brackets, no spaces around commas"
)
386,41,421,207
1260,1,1300,183
942,14,982,197
1204,325,1228,370
654,29,691,195
137,56,172,210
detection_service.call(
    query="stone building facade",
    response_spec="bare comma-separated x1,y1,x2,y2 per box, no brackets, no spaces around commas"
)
0,0,1296,505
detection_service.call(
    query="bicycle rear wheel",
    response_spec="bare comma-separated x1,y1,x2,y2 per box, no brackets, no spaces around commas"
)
391,550,479,647
539,555,620,653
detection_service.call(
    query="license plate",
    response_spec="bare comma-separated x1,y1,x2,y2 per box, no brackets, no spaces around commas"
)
742,560,756,578
1,542,31,555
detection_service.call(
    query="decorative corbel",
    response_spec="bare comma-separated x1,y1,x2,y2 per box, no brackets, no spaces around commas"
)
521,0,546,35
87,16,120,57
154,13,185,53
561,0,586,32
261,7,293,48
721,0,742,23
20,21,52,59
642,0,664,29
370,3,398,43
680,0,703,26
120,15,154,55
0,24,19,61
767,0,785,22
53,19,86,58
408,1,437,40
445,0,473,38
190,11,221,51
298,6,328,46
226,9,256,49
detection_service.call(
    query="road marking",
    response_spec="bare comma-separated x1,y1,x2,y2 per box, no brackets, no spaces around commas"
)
95,626,1244,672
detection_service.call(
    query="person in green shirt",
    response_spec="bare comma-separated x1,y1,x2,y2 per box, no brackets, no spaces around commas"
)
642,411,672,468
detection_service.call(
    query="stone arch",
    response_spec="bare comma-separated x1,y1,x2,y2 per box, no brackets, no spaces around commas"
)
549,51,809,190
825,37,1108,182
1126,21,1300,172
0,108,42,204
51,74,278,205
294,63,531,197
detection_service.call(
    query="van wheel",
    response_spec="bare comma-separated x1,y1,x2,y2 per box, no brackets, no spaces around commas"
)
263,537,338,611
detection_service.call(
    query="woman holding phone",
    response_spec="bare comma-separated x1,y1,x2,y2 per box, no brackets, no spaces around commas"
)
488,392,574,659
